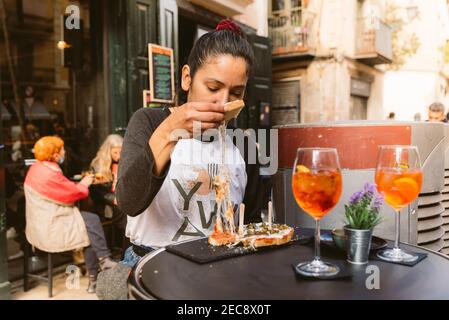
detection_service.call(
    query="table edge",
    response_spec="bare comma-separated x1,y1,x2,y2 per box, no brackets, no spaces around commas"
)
129,237,449,300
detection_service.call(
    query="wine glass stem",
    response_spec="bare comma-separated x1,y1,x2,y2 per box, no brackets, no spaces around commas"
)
394,209,400,250
315,218,321,261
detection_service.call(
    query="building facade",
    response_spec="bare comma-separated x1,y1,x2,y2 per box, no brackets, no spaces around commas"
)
382,0,449,121
268,0,449,124
269,0,393,124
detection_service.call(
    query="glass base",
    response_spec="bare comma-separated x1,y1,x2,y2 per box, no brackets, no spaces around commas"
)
295,259,339,277
376,248,418,263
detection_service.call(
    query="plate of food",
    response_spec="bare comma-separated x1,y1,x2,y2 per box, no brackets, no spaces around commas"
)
168,179,300,263
166,222,308,264
73,171,104,183
209,222,295,248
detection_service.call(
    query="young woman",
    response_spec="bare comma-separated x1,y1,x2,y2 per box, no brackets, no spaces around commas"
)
90,134,125,228
116,20,266,267
24,136,117,293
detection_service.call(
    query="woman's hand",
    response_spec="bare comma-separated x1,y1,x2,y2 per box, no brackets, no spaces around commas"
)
79,174,94,188
166,102,225,137
148,102,225,176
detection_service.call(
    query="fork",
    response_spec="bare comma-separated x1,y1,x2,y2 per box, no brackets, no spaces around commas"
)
207,163,219,190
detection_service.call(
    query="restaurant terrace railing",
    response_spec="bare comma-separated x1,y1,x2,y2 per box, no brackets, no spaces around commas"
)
268,9,316,56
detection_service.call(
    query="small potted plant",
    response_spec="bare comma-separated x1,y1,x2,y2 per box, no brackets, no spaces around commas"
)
343,183,384,264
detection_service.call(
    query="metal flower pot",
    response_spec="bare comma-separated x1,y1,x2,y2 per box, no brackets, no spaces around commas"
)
344,226,373,265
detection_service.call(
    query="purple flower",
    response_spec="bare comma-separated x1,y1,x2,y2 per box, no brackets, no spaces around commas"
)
363,182,376,196
372,193,384,211
349,191,363,205
346,183,384,229
348,183,383,211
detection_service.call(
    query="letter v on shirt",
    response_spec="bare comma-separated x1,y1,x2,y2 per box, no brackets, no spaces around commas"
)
126,136,247,248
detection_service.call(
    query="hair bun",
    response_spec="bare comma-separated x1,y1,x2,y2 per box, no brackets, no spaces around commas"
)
215,19,243,37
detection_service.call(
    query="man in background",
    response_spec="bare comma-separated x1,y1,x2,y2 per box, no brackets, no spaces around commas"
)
427,102,447,122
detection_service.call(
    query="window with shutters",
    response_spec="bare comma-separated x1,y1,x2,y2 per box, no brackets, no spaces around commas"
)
349,96,368,120
272,80,300,125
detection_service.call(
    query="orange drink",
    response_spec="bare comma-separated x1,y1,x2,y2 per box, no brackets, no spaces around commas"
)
292,148,342,277
375,169,422,210
375,145,422,263
292,170,342,219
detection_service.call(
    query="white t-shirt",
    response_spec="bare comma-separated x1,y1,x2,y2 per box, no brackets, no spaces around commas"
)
126,136,247,248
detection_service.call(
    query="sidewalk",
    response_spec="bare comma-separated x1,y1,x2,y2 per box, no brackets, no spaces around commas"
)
8,238,97,299
11,273,98,300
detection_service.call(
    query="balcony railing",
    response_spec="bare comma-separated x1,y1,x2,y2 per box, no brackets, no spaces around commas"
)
268,9,315,57
355,17,393,65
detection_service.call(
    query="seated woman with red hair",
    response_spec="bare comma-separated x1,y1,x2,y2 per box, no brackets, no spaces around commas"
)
24,136,116,293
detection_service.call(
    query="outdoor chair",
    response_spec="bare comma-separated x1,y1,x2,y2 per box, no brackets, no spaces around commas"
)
23,240,56,298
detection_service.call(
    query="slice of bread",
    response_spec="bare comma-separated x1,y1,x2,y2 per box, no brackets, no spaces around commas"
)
208,231,237,246
224,100,245,121
240,227,294,248
208,223,295,248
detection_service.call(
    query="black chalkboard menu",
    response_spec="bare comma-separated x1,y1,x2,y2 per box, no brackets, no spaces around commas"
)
148,44,175,104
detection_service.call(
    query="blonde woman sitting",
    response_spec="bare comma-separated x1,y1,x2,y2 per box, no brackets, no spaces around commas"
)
89,135,126,241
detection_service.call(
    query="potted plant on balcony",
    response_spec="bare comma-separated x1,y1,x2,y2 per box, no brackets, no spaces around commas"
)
342,183,384,264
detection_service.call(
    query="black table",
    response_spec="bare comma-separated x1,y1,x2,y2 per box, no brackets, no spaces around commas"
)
128,235,449,300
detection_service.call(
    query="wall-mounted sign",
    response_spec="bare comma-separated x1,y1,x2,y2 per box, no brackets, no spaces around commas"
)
148,44,175,104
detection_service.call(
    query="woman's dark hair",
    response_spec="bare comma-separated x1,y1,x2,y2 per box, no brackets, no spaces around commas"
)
187,20,255,79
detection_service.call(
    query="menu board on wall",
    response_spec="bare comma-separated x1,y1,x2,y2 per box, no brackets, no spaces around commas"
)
148,44,175,104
